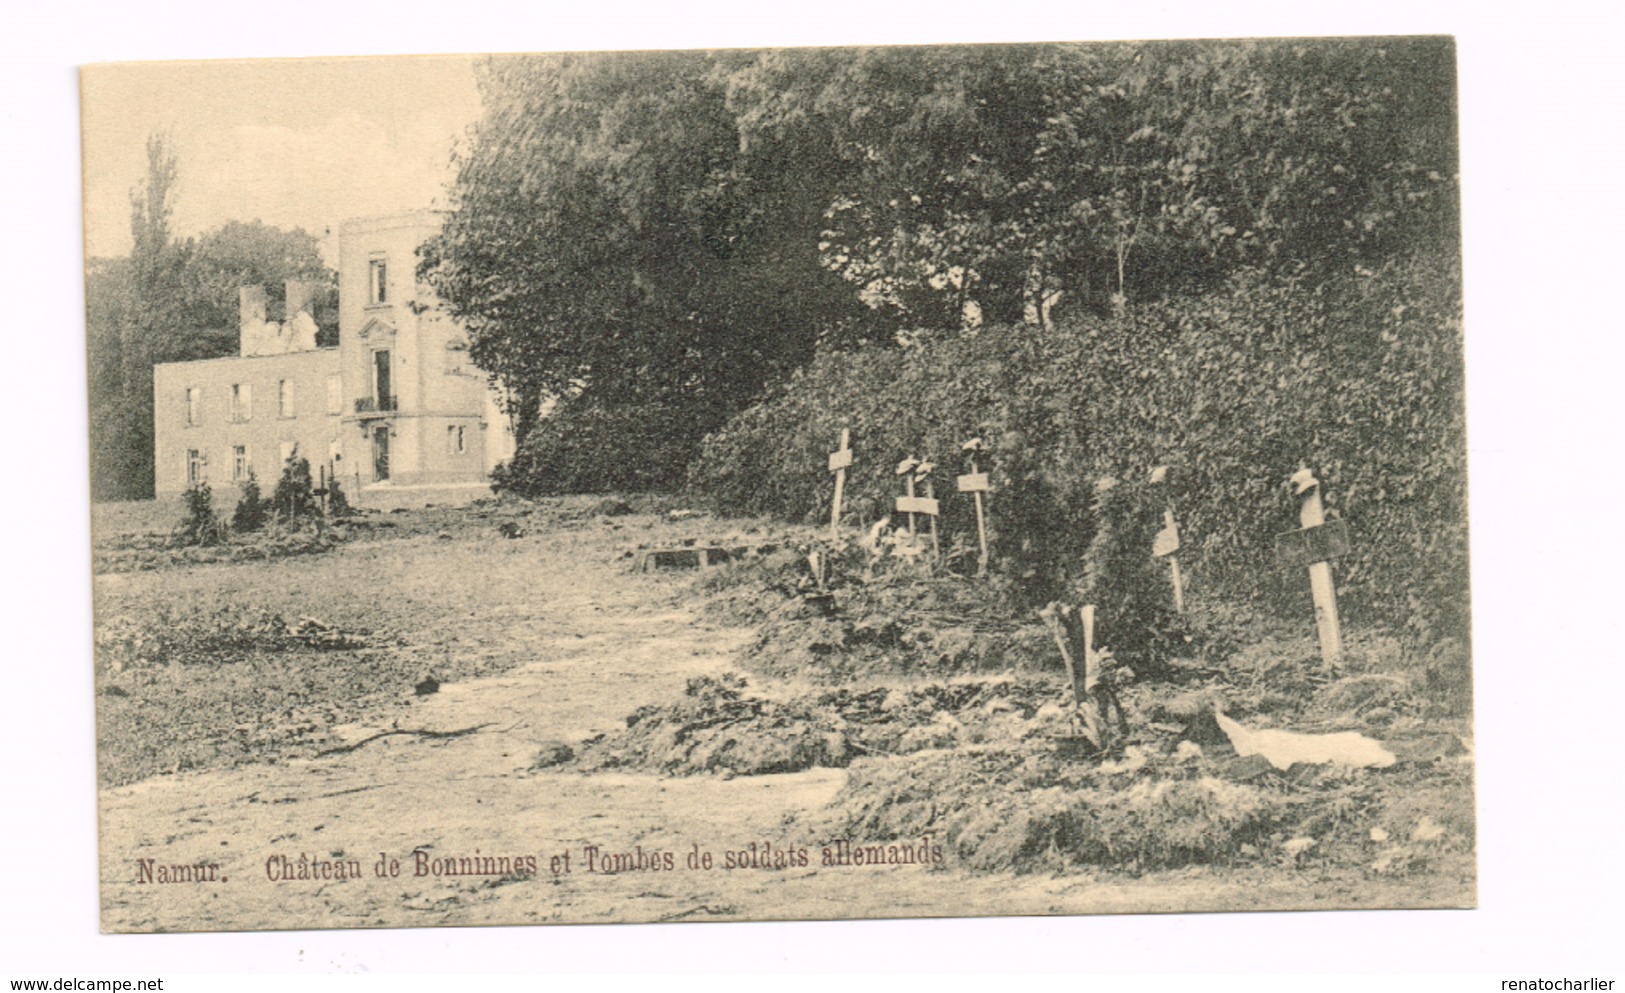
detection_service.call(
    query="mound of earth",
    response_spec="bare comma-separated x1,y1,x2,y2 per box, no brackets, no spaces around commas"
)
570,673,1079,776
698,546,1054,683
796,719,1475,876
802,747,1279,873
572,649,1475,879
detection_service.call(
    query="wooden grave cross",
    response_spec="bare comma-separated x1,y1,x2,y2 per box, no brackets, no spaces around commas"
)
827,428,853,539
894,456,940,558
1275,466,1349,668
957,438,992,575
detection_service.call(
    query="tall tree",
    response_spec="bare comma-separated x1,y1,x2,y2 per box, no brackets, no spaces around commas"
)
181,221,335,346
89,134,182,501
420,52,873,450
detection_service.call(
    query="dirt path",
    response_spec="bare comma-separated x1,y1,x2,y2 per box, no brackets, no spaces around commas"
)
96,514,1469,932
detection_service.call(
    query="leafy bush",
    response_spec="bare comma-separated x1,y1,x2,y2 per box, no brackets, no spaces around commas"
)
493,394,723,497
1077,476,1185,668
688,254,1468,645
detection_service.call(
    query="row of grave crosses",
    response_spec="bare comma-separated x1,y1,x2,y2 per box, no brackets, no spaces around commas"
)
828,431,993,575
828,431,1351,670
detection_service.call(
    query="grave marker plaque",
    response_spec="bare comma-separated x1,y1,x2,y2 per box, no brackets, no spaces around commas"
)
1273,519,1351,571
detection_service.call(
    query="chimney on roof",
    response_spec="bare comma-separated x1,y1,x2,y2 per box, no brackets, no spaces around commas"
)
239,285,268,357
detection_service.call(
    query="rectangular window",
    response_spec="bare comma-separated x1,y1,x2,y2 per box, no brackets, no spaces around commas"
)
279,441,297,466
231,383,252,422
279,379,295,418
232,445,249,482
368,257,388,305
326,374,343,415
372,350,392,407
445,341,467,375
186,449,205,486
185,387,202,426
447,425,466,455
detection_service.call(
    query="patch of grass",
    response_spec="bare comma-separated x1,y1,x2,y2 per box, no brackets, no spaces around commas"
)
95,600,367,674
93,523,344,574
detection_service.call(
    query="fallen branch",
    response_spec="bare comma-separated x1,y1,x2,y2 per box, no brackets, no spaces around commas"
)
316,723,493,757
656,904,738,923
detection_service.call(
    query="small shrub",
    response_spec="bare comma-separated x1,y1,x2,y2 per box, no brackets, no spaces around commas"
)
175,482,228,547
231,472,269,533
1076,476,1185,670
326,476,352,517
272,447,318,520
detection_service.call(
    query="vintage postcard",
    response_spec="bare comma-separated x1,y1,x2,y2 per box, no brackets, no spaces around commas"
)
85,39,1472,933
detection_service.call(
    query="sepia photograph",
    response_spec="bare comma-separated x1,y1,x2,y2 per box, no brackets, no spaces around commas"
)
80,38,1480,935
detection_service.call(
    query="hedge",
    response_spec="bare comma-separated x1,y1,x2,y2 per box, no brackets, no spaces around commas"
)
687,255,1468,646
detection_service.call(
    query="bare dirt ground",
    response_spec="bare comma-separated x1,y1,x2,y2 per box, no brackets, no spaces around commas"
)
93,497,1472,932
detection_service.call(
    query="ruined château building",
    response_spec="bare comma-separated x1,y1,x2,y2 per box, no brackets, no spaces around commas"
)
152,212,515,507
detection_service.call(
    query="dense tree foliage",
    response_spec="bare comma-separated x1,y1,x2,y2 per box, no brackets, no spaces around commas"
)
727,39,1456,323
87,136,334,500
420,52,876,453
424,39,1457,477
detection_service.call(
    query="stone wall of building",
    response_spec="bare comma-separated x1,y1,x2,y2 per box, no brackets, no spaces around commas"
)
153,349,342,496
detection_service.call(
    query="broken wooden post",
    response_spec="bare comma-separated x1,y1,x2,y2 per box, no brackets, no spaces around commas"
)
1039,603,1087,737
1148,465,1185,614
958,438,991,575
1078,604,1106,750
895,457,921,537
1276,466,1348,669
1039,602,1125,754
828,428,852,540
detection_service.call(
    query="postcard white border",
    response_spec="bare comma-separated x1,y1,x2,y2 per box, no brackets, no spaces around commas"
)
8,0,1625,980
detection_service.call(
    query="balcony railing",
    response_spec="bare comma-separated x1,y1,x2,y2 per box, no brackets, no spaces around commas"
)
354,395,398,414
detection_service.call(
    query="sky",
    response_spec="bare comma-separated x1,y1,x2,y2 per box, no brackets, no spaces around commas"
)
81,55,484,264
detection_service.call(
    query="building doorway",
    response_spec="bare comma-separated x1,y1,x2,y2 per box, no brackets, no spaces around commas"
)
372,425,390,481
